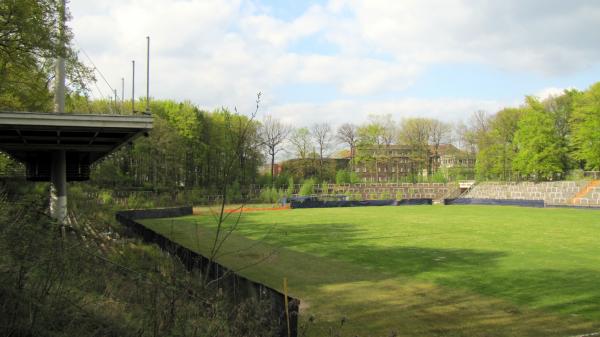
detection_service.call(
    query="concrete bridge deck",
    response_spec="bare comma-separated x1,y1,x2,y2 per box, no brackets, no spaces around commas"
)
0,111,153,181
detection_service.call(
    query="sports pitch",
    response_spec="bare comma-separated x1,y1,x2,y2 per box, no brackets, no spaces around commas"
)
141,205,600,336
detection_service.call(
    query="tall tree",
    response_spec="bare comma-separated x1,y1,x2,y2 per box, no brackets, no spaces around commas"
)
398,118,431,178
289,127,312,160
0,0,92,111
289,127,313,178
543,90,579,171
492,108,523,180
513,97,567,180
428,119,451,173
312,122,332,180
368,114,396,146
571,83,600,170
457,111,490,156
356,116,393,181
336,123,358,170
260,115,290,185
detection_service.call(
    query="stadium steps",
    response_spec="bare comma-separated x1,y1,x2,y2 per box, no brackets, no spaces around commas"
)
570,180,600,206
435,183,463,204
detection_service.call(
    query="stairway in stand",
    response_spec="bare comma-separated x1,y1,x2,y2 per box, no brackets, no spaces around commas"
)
570,180,600,206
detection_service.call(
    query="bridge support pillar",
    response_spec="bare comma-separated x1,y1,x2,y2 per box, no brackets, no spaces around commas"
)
50,150,67,224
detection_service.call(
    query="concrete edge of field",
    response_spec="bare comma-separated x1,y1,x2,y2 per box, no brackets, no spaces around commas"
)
115,206,300,337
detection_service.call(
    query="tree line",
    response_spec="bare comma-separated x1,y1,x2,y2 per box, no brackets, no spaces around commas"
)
262,113,458,185
261,83,600,184
462,84,600,181
6,85,600,189
2,0,600,186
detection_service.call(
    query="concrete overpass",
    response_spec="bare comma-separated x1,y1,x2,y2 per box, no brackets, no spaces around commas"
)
0,111,153,222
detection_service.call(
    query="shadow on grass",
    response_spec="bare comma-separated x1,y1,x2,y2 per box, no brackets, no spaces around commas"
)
306,277,600,337
233,214,600,322
437,268,600,319
229,215,506,276
144,213,600,335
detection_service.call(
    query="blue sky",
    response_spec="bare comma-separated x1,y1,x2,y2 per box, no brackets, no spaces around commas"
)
70,0,600,125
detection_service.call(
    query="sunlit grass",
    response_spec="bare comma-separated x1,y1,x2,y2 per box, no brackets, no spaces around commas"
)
141,205,600,336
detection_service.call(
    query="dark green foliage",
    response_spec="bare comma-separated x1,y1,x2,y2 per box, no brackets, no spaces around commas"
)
259,187,282,203
474,83,600,181
335,170,349,184
0,0,93,111
571,83,600,170
280,158,340,183
513,98,568,180
299,178,315,196
0,186,277,337
83,100,264,193
335,170,360,184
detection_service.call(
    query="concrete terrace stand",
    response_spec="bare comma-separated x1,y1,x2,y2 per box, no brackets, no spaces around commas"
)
0,111,153,223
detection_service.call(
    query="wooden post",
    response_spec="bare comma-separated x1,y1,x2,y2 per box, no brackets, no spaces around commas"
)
283,277,290,337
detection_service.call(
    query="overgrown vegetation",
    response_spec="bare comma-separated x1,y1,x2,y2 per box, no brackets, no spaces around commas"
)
0,184,277,337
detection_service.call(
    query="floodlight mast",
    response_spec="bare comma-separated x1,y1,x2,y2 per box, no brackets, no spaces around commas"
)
50,0,67,225
132,60,135,113
121,77,125,109
146,36,150,113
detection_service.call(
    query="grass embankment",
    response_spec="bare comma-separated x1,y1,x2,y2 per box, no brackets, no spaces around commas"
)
141,206,600,337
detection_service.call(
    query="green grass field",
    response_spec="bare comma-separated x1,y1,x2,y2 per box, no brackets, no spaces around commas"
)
141,206,600,336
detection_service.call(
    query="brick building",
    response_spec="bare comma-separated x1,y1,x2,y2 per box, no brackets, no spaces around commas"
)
353,144,474,182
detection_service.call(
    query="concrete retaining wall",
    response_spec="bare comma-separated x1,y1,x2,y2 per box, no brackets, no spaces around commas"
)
312,183,457,200
116,207,299,337
290,198,433,209
463,181,588,205
445,198,544,207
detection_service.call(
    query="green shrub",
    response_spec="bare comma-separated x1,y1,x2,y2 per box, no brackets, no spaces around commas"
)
349,171,361,184
226,181,242,203
99,190,113,204
430,170,448,183
286,177,294,196
299,178,315,196
566,169,585,181
321,181,329,195
336,170,349,184
381,190,391,200
259,187,283,203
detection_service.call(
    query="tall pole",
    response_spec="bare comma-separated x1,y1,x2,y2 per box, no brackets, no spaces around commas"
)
146,36,150,113
132,60,135,113
54,2,66,114
121,77,125,112
113,89,118,112
51,0,67,225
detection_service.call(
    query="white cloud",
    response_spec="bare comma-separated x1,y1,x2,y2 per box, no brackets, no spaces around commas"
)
69,0,600,122
534,87,574,101
269,98,508,128
334,0,600,75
